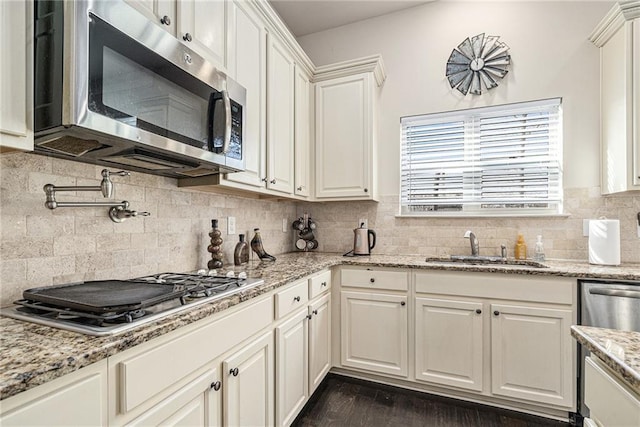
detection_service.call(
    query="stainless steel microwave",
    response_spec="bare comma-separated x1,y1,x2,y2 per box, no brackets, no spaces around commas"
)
33,0,246,177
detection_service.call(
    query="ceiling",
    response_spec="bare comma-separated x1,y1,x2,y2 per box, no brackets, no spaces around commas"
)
269,0,434,37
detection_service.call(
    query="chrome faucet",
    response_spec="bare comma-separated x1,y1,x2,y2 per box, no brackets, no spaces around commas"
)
464,230,480,256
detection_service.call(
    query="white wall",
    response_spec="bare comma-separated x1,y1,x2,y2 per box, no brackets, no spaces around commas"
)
299,0,614,195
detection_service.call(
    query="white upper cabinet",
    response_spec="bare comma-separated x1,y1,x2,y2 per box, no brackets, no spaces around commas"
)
294,66,312,198
590,1,640,193
0,0,33,152
125,0,177,36
266,33,295,194
177,0,228,71
223,0,268,189
314,56,386,200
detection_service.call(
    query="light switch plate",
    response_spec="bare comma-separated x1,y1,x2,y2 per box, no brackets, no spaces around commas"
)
583,219,590,237
227,216,236,235
282,218,288,233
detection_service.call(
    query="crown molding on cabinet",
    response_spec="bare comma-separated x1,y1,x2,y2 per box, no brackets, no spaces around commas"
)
249,0,315,75
313,54,387,87
589,0,640,47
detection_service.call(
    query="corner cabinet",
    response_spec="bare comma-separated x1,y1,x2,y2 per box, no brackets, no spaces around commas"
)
314,56,386,201
0,0,33,152
590,1,640,193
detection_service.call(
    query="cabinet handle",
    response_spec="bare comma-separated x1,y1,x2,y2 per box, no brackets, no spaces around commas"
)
400,301,406,306
160,15,171,25
312,309,318,315
370,278,375,283
294,296,301,302
493,310,500,316
230,367,239,376
211,381,221,391
321,281,327,287
476,309,482,314
183,32,192,42
364,188,368,193
270,179,277,184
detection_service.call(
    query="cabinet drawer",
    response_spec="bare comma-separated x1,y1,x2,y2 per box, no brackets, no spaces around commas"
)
275,279,309,319
585,356,640,426
116,296,272,415
341,268,408,291
309,270,331,300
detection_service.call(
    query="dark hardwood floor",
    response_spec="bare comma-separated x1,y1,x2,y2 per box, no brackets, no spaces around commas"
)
292,374,570,427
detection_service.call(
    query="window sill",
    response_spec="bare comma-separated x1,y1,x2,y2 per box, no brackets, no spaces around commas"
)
395,213,572,219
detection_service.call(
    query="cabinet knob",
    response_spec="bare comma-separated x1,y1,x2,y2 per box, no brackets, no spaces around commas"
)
400,301,406,306
313,309,318,315
321,281,327,287
364,188,368,193
160,15,171,25
211,381,221,391
261,177,268,182
297,186,304,191
230,367,239,376
476,309,482,314
370,278,375,283
294,296,301,302
307,314,312,320
493,310,500,316
270,179,277,184
183,32,193,42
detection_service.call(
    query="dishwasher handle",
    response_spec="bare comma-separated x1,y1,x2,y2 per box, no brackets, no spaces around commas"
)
589,288,640,299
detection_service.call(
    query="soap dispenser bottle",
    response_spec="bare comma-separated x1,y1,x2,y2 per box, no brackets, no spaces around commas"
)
514,234,527,260
533,235,545,262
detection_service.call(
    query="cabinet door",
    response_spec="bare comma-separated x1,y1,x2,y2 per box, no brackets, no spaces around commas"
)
276,309,308,427
177,0,227,70
415,297,483,392
124,0,176,36
224,1,267,188
294,65,311,197
634,18,640,187
341,291,408,377
308,294,331,394
491,304,573,408
0,360,107,427
266,34,295,194
315,73,373,199
127,367,221,427
0,0,33,151
223,332,274,427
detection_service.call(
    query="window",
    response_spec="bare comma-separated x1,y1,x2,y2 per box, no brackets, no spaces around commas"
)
400,98,562,216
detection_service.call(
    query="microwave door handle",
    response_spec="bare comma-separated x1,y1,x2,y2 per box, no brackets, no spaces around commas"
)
589,288,640,299
221,90,231,154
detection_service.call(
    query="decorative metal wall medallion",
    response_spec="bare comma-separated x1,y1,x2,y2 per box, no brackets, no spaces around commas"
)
446,33,511,95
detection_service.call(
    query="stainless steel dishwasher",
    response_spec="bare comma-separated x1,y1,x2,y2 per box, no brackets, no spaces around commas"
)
578,279,640,419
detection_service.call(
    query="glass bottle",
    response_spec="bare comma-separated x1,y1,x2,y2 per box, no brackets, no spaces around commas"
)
533,235,545,262
514,234,527,260
234,234,250,266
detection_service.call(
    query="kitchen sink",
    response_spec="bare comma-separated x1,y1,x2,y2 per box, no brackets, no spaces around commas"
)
424,255,548,268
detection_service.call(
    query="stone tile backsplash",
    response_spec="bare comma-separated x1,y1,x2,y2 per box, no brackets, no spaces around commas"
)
1,152,639,307
0,153,297,307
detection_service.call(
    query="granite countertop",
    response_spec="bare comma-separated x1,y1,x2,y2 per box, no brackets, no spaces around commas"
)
1,252,639,400
571,325,640,395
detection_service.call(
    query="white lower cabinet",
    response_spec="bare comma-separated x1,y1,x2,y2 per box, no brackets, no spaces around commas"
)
0,360,108,427
223,332,274,427
491,303,573,407
340,291,408,377
308,294,331,394
276,309,309,427
415,297,483,392
585,355,640,427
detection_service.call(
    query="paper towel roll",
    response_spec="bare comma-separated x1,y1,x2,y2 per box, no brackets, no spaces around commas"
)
588,219,621,265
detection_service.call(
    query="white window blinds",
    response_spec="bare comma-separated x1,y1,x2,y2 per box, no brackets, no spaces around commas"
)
401,98,562,216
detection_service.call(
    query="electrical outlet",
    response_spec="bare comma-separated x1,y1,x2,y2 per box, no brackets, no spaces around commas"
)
227,216,236,235
282,218,288,233
358,218,368,228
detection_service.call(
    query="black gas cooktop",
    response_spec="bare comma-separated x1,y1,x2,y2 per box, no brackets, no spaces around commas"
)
1,271,263,336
